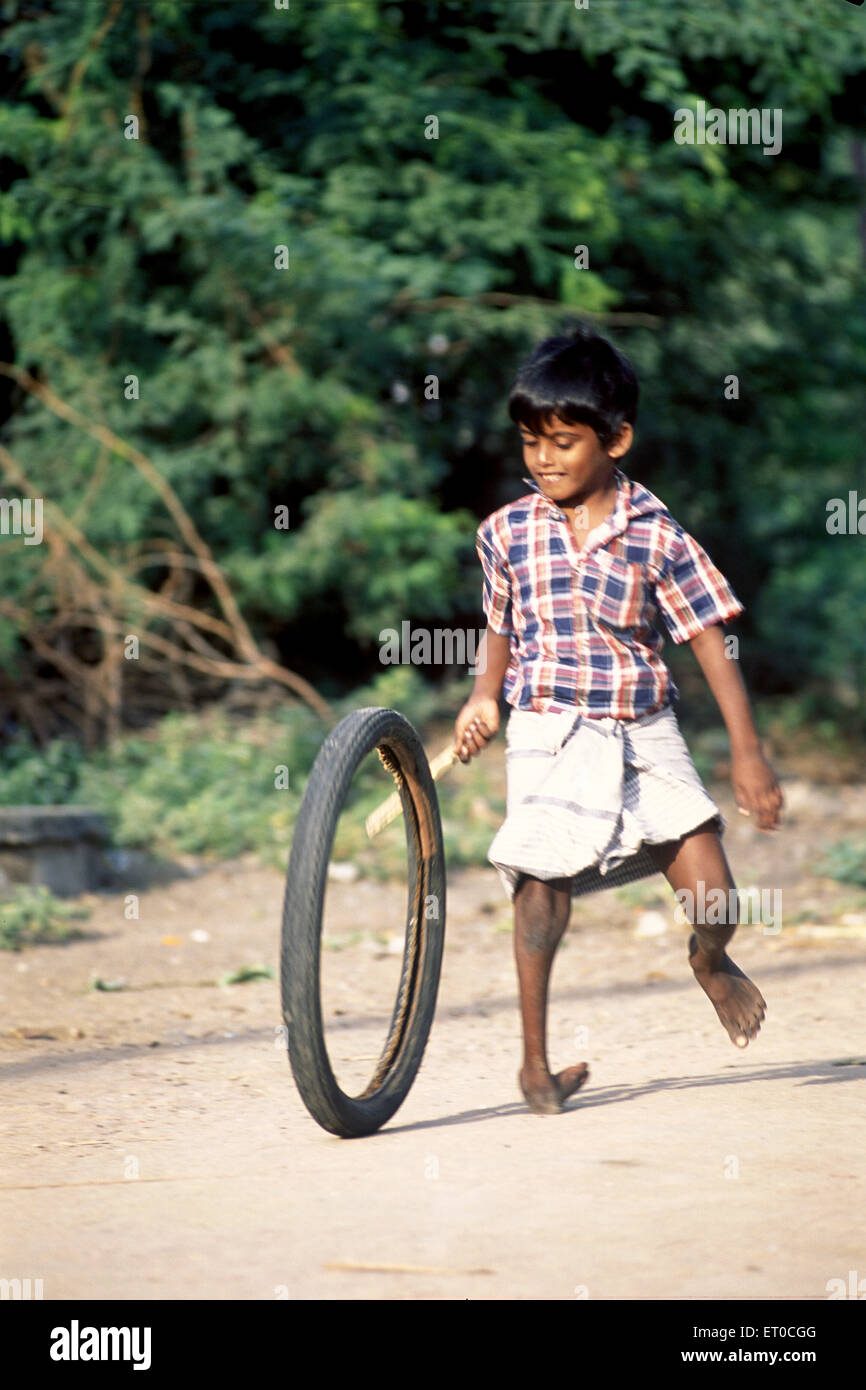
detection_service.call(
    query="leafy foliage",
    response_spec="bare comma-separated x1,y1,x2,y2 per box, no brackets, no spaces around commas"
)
1,0,865,732
816,838,866,888
0,666,471,865
0,885,90,951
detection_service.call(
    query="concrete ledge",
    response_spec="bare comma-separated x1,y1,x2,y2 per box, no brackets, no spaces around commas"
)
0,806,110,897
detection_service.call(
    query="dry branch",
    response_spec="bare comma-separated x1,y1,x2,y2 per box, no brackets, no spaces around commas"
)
0,387,332,736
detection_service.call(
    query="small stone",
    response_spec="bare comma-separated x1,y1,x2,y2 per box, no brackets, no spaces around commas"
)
635,910,668,937
327,862,359,883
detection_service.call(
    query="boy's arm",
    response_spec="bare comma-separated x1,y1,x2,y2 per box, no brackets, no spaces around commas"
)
454,627,511,762
686,623,783,832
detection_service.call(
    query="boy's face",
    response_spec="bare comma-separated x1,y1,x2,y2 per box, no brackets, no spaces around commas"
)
519,413,633,506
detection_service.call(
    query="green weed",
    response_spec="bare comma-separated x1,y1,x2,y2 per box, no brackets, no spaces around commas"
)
0,885,89,951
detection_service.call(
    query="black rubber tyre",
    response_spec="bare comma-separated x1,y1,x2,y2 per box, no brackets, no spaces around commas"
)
280,707,446,1137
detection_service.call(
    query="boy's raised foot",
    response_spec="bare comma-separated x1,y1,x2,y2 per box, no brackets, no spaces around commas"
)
688,933,767,1047
519,1061,590,1115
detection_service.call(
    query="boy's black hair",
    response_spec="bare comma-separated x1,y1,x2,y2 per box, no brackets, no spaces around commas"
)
507,323,638,448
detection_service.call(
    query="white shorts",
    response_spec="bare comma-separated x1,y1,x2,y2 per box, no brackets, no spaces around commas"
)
489,704,726,900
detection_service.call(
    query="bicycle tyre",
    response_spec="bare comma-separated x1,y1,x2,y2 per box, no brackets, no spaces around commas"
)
280,707,446,1137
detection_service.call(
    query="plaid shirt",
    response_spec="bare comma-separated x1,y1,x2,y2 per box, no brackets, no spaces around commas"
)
476,467,744,719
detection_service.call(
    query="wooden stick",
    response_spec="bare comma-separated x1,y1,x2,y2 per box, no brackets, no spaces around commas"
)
365,744,458,838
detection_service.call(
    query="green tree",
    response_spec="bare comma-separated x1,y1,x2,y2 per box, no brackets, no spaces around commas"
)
1,0,864,736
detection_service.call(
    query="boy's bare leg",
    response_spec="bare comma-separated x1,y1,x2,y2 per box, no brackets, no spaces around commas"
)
648,820,766,1046
513,874,589,1114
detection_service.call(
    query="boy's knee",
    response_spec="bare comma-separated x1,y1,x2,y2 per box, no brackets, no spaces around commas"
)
675,880,740,929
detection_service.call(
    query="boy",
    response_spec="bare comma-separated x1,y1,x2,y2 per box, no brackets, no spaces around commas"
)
453,327,783,1116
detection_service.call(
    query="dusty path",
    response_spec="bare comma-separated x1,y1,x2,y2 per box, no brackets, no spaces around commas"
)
2,775,866,1301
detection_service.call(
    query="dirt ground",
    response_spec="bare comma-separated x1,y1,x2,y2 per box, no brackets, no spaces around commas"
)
2,760,866,1302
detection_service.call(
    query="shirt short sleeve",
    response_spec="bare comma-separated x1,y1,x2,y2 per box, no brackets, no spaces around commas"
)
653,528,744,644
476,520,514,637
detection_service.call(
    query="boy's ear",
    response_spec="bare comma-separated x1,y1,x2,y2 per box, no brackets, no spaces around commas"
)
607,423,634,458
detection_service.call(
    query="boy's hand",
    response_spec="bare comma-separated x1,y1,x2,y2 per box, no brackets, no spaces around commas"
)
454,697,500,763
731,749,783,832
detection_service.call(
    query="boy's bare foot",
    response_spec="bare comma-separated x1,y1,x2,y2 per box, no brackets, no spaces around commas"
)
688,933,766,1047
519,1061,589,1115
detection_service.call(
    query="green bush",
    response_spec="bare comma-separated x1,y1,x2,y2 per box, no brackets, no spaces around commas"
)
2,0,866,732
816,839,866,888
0,739,87,806
0,667,480,867
0,885,89,951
